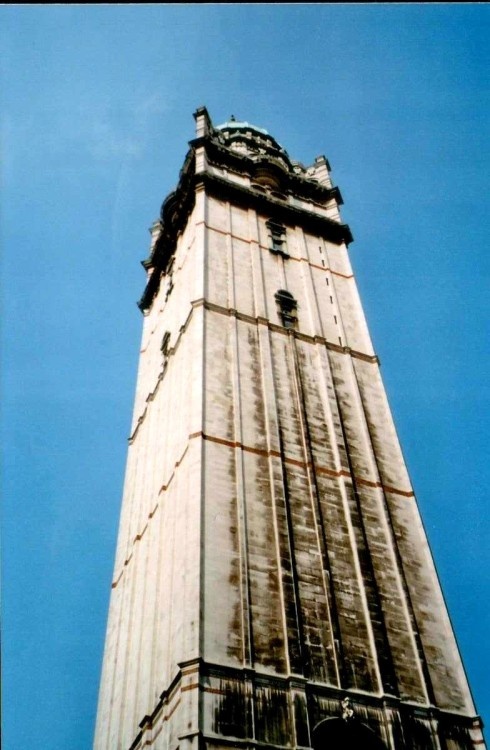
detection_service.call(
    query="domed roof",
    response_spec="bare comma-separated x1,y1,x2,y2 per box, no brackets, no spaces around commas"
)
216,119,269,136
215,117,288,160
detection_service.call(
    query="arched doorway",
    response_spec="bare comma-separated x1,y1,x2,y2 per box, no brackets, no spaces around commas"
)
312,717,388,750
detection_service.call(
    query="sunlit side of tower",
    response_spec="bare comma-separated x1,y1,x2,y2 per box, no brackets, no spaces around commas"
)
94,108,484,750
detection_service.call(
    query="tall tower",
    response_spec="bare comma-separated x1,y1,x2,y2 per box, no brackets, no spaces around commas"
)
94,108,484,750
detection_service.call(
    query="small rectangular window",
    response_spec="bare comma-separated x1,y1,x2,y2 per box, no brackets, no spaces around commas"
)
161,331,171,355
272,237,284,253
165,279,174,301
275,289,298,330
266,220,288,258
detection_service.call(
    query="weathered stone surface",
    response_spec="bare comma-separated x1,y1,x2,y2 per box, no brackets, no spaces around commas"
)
94,109,484,750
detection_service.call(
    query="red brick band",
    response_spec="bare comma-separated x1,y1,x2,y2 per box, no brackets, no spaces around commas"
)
113,429,413,588
197,220,354,279
194,430,414,498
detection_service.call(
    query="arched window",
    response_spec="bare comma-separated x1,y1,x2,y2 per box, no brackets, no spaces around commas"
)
312,717,387,750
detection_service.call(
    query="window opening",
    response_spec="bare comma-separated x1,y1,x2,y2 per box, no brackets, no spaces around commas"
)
270,189,288,202
165,278,174,301
164,258,175,302
161,331,171,356
312,716,388,750
266,220,289,258
275,289,298,330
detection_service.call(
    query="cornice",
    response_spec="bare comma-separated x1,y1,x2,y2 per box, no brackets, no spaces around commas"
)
198,171,352,245
127,658,483,750
138,153,197,311
197,134,344,206
138,138,352,313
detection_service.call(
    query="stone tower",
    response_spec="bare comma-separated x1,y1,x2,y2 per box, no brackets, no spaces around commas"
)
94,107,484,750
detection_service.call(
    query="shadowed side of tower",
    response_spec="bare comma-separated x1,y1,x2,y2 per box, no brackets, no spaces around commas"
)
94,108,485,750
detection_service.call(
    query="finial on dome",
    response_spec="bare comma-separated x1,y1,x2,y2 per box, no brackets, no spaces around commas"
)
230,114,236,122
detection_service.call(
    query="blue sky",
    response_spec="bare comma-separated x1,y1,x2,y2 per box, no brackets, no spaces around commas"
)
2,5,489,748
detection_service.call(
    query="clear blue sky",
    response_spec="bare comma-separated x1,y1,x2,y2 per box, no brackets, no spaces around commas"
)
2,5,488,748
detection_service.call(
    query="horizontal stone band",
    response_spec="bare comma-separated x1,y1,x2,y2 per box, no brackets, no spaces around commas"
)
112,431,414,589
